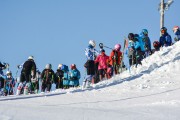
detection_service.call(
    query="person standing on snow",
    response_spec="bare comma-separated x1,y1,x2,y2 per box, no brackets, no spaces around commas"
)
41,64,55,92
0,62,9,92
69,64,81,88
140,29,152,57
159,27,172,47
83,40,99,89
127,33,136,67
3,71,15,96
94,49,109,81
108,44,122,75
172,26,180,42
55,64,64,89
16,56,36,95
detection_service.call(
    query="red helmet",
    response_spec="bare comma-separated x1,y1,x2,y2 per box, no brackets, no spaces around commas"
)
173,26,179,31
114,44,121,51
153,41,160,48
70,64,76,69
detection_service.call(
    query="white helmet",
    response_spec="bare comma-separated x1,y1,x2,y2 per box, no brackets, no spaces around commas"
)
45,64,52,69
6,70,12,75
28,56,34,60
89,40,96,47
58,64,62,69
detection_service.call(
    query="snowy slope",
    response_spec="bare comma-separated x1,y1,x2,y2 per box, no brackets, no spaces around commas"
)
0,41,180,120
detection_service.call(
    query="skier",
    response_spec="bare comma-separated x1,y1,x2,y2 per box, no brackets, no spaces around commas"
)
16,56,36,95
3,71,15,96
83,40,99,89
127,33,136,67
140,29,152,57
159,27,172,47
41,64,55,92
127,33,143,67
108,44,122,75
172,26,180,42
69,64,81,87
94,49,109,81
151,41,161,54
61,64,69,89
30,68,41,94
55,64,64,89
0,62,8,94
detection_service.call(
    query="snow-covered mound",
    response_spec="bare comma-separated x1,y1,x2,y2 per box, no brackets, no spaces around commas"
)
0,41,180,120
93,41,180,93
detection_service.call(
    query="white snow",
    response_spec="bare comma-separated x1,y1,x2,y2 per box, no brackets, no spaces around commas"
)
0,41,180,120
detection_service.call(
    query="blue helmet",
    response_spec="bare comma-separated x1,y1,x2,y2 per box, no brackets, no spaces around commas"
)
142,29,148,35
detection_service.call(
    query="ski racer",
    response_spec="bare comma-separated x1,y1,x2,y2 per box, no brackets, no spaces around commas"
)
151,41,161,54
16,56,36,95
159,27,172,47
95,49,109,81
108,44,122,75
3,71,15,96
83,40,99,88
61,64,69,89
140,29,152,57
41,64,55,92
69,64,81,87
173,26,180,42
55,64,64,89
30,69,41,94
0,62,9,94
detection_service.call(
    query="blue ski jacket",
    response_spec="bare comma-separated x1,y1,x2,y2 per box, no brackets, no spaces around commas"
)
69,69,81,86
85,45,99,60
140,33,151,51
174,30,180,41
159,33,172,47
4,76,15,90
135,35,145,52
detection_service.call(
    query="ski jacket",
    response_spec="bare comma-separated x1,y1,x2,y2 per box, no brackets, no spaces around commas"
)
85,45,99,60
174,30,180,41
135,36,145,52
41,69,55,83
0,62,5,76
95,53,109,70
109,50,122,66
84,60,95,75
55,69,64,83
159,33,172,47
69,69,81,80
21,60,36,77
140,34,151,51
4,76,15,90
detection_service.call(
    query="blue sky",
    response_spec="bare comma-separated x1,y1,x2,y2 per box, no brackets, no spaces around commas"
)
0,0,179,83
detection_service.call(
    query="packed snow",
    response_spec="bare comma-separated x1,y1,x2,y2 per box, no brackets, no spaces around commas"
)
0,41,180,120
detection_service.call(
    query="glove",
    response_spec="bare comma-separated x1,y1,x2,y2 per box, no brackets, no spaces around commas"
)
174,37,178,42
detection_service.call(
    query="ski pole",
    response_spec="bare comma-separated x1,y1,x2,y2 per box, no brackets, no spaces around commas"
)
99,43,113,50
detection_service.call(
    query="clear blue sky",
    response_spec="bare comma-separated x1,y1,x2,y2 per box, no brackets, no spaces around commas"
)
0,0,179,83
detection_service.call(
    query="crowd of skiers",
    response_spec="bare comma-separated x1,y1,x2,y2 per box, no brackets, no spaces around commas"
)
0,57,81,96
82,26,180,88
0,26,179,96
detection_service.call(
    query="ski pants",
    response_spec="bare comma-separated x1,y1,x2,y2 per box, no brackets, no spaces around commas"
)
20,72,31,83
41,81,51,92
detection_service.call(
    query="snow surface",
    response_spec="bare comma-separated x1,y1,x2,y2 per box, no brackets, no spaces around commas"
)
0,42,180,120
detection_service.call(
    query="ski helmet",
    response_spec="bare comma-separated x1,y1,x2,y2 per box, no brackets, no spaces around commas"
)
128,33,134,40
28,55,34,60
173,26,179,32
160,27,167,34
58,64,62,69
153,41,160,48
6,70,12,75
142,29,148,35
45,64,52,69
70,64,76,69
89,40,96,47
114,44,121,51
